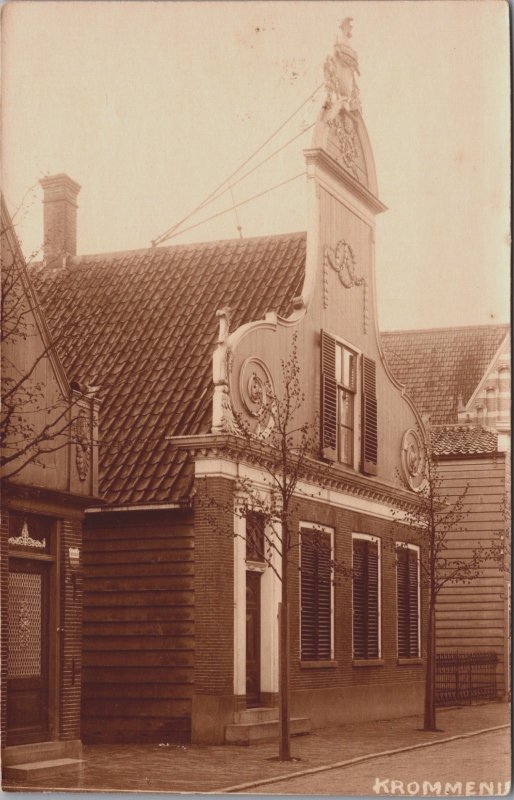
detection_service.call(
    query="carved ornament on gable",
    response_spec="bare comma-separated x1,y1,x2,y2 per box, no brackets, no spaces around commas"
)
323,18,361,116
323,239,368,333
74,408,91,482
240,358,274,420
401,428,426,492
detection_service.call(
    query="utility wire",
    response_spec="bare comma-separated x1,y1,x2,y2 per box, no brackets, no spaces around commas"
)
152,84,323,247
189,120,316,222
161,172,305,244
229,183,243,238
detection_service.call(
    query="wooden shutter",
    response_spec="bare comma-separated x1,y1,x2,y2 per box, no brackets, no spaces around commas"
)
408,549,419,657
366,541,379,658
352,539,367,659
300,534,317,660
316,532,332,660
321,331,337,460
301,530,332,661
397,546,419,658
396,547,409,658
361,356,378,475
353,538,379,659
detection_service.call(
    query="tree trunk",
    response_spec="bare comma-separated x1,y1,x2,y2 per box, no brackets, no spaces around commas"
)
424,602,437,730
278,554,291,760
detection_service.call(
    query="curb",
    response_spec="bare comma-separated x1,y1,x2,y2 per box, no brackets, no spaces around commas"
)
213,723,510,794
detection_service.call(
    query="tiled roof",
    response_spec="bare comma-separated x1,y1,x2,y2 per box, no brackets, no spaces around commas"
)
431,425,498,456
32,233,306,504
381,325,509,424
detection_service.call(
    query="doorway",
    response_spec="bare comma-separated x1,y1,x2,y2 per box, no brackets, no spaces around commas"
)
7,557,51,745
245,571,261,707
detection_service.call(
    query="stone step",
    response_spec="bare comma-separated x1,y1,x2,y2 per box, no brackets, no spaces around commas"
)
234,707,279,724
3,758,82,781
225,716,311,745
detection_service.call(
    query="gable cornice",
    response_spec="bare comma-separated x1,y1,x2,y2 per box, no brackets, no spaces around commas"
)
169,432,422,513
304,148,387,215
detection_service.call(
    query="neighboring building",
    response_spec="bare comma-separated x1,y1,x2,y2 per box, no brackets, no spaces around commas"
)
382,326,511,699
31,24,431,745
0,197,99,771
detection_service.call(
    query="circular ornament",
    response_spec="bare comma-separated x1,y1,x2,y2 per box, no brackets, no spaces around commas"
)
239,358,274,419
401,428,426,492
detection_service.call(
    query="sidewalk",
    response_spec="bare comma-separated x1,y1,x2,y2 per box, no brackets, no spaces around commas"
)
2,703,510,795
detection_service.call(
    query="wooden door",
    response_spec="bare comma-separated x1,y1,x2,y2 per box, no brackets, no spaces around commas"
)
245,571,261,707
7,558,50,745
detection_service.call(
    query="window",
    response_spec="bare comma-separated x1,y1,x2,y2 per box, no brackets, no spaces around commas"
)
246,511,266,562
396,544,420,658
352,534,380,659
300,526,333,661
336,341,356,465
321,330,377,474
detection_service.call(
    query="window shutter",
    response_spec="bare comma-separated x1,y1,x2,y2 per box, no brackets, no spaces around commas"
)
321,331,337,460
397,546,419,658
366,541,379,658
352,539,367,659
408,549,419,657
397,547,409,658
301,530,332,661
316,532,332,660
300,535,317,660
353,539,379,659
361,356,378,475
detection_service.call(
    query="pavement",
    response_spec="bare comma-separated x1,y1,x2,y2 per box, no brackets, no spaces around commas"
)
1,702,510,795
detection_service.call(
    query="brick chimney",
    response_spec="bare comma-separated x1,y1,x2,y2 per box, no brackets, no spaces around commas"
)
40,174,81,266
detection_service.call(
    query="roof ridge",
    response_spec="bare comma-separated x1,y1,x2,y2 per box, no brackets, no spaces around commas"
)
52,230,307,264
382,323,510,336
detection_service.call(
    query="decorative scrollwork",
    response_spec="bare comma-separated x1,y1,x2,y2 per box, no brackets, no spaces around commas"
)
8,521,46,549
239,358,274,419
74,409,91,482
323,240,368,333
401,428,426,492
328,113,359,175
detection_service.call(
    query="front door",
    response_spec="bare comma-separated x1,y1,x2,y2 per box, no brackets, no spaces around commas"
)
245,571,261,707
7,557,51,745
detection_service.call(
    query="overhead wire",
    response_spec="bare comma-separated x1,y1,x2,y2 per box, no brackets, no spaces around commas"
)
151,83,323,246
160,172,305,244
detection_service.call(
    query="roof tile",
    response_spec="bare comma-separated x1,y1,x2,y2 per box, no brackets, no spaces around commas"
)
32,232,305,505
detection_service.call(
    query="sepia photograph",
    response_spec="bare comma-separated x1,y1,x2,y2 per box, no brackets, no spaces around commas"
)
0,1,510,796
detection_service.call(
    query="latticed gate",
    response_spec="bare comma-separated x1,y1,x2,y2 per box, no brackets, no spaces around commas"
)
436,652,499,706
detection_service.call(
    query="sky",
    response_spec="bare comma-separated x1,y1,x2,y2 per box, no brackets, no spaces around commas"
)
1,0,510,331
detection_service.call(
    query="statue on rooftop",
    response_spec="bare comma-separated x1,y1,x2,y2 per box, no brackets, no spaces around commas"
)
323,17,362,118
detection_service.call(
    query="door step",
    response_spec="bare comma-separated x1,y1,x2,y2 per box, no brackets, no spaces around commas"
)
3,757,82,781
225,714,311,745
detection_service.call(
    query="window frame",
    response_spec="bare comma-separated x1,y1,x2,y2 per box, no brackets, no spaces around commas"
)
352,532,382,661
395,542,421,660
299,523,335,664
335,340,358,467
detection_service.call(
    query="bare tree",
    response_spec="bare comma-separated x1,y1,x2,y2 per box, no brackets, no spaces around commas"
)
1,202,94,479
199,333,349,761
393,428,505,731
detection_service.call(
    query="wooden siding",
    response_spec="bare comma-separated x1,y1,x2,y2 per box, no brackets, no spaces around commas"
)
82,510,194,743
435,455,509,697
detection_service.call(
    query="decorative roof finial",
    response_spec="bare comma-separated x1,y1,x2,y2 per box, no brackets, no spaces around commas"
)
323,17,361,118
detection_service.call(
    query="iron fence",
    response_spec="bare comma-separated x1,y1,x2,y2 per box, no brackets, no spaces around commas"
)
436,651,498,706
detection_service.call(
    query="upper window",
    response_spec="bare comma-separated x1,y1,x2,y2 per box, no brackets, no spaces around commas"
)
396,543,420,658
352,534,380,659
300,526,333,661
246,511,266,562
321,331,377,474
